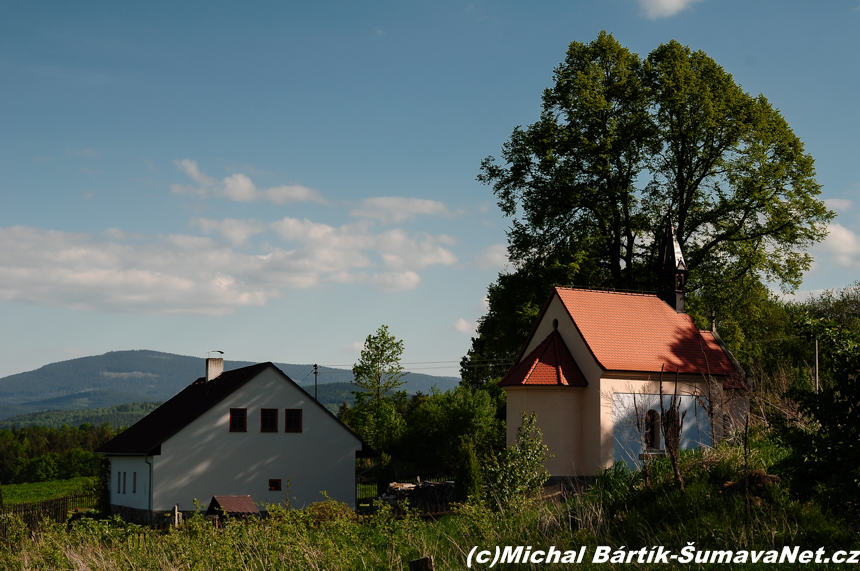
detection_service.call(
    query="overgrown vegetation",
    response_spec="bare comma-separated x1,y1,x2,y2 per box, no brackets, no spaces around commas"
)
2,431,857,569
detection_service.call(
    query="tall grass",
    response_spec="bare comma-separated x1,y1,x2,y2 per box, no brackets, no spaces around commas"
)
2,435,858,570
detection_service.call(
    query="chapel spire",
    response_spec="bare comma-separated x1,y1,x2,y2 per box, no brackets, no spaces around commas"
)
658,217,688,313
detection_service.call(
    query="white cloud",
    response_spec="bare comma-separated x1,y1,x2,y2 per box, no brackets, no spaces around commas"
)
265,185,325,204
635,0,703,19
341,341,365,353
174,159,215,185
825,198,852,212
270,217,458,276
474,243,509,270
193,218,268,246
0,211,460,313
171,159,326,204
350,197,452,224
821,222,860,267
454,318,476,335
222,173,257,201
0,225,280,315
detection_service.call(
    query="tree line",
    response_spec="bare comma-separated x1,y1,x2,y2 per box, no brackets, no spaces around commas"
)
0,423,117,485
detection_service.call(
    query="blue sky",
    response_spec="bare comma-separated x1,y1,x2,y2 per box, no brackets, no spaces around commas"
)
1,0,859,379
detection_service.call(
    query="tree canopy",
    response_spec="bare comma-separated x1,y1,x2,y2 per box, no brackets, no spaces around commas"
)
462,32,832,386
352,324,406,408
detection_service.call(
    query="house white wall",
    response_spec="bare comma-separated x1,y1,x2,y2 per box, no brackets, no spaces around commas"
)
150,366,362,512
109,456,151,511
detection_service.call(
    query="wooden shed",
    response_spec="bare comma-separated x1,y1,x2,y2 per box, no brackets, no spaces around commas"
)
206,495,260,517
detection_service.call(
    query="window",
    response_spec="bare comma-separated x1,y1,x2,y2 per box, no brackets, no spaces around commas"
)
285,409,302,432
122,471,127,494
268,479,282,491
261,408,278,432
644,409,661,450
230,408,247,432
133,472,137,494
117,472,121,494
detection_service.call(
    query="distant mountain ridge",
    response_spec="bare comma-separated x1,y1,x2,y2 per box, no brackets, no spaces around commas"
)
0,350,460,421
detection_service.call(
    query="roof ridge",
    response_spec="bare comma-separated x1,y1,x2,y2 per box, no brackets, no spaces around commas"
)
554,286,657,298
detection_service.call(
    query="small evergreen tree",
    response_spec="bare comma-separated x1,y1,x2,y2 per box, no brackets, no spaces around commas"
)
454,439,482,502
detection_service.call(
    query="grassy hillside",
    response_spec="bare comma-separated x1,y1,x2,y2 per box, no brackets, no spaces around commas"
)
0,350,459,421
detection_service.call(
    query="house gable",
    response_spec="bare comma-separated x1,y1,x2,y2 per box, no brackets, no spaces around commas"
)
96,362,372,457
150,365,365,511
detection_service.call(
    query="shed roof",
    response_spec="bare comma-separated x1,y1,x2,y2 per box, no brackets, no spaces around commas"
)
96,362,375,456
500,329,587,387
206,495,259,516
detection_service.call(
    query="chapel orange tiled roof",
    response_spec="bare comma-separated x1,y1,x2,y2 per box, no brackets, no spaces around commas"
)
553,288,737,378
500,329,588,387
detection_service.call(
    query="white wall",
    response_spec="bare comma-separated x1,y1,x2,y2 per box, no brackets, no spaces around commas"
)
151,366,362,512
612,392,713,471
109,456,151,510
505,386,587,477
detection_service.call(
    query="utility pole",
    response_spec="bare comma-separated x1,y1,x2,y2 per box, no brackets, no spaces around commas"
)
314,364,319,401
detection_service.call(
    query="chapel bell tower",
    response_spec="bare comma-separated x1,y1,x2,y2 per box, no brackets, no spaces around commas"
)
658,218,688,313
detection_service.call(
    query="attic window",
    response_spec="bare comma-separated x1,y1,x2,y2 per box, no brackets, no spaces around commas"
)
552,319,559,330
229,408,247,432
268,479,282,491
261,408,278,432
285,409,302,433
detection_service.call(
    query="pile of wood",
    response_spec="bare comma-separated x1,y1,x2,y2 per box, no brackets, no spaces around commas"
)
379,480,454,509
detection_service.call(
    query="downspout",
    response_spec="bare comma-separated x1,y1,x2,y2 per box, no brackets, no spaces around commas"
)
144,456,153,525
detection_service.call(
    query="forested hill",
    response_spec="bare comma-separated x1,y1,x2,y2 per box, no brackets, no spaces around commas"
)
0,350,459,421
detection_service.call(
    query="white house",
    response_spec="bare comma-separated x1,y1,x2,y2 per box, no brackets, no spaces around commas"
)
499,223,748,480
97,360,373,523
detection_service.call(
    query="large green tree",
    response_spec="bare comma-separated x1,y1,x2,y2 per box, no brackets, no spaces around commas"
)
462,32,832,386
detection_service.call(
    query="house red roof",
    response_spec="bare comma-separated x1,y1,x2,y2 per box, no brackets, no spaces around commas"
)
96,362,375,457
553,288,738,379
206,495,260,516
500,329,587,387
